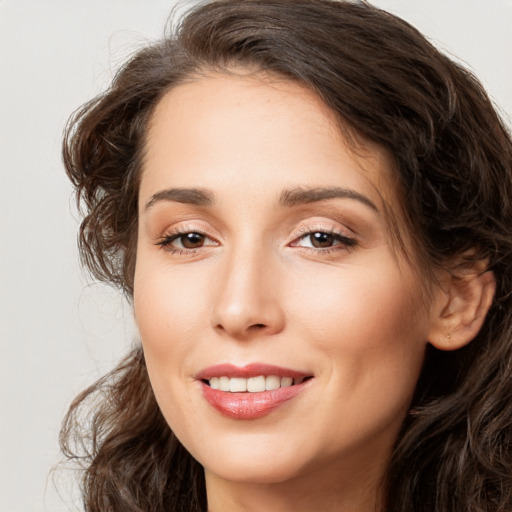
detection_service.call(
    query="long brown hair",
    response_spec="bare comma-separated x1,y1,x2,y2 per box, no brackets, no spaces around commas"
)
61,1,512,510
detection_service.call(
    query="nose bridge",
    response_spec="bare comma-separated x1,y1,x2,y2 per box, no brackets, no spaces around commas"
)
211,235,284,339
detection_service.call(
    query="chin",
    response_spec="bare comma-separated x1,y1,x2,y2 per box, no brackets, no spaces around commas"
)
204,457,305,485
185,429,314,485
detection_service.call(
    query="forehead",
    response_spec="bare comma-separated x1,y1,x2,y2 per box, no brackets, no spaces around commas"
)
142,72,396,209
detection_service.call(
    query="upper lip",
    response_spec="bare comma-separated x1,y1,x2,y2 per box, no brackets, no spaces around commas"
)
196,363,311,380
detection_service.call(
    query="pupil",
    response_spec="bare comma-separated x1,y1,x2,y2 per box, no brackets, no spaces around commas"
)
311,232,334,248
182,233,204,248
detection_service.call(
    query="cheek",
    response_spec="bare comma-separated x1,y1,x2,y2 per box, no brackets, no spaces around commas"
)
133,262,207,437
287,258,428,404
134,260,207,357
291,258,426,343
133,264,197,429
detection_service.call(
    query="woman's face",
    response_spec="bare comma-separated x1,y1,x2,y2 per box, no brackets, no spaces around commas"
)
134,73,437,488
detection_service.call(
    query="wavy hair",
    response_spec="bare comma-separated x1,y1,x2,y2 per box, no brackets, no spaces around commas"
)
61,1,512,510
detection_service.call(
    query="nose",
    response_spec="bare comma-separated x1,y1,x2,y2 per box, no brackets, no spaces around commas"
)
211,245,285,340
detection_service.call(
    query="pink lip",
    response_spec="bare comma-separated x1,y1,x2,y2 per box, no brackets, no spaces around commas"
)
196,363,313,420
196,363,309,380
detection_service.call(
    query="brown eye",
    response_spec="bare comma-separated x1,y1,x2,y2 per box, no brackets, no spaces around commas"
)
309,232,336,248
291,229,357,251
179,232,205,249
158,231,216,252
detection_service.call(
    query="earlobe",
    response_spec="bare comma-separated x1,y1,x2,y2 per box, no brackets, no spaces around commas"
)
428,265,496,351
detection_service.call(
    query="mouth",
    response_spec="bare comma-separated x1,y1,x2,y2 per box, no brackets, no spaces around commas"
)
204,375,312,392
197,363,314,419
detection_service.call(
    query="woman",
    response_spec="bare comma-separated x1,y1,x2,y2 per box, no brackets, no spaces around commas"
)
61,1,512,511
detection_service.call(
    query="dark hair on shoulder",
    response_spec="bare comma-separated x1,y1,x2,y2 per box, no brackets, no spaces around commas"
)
61,1,512,511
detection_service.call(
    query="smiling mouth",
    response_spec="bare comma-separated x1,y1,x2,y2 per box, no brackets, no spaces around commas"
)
200,372,314,419
204,375,312,393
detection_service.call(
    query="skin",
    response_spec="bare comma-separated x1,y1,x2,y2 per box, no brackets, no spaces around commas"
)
133,73,482,512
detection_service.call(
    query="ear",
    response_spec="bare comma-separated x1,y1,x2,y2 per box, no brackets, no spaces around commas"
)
428,260,496,351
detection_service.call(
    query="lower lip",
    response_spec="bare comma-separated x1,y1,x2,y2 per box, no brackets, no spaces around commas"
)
201,380,311,420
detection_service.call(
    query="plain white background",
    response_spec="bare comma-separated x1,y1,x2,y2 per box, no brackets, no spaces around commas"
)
1,1,511,511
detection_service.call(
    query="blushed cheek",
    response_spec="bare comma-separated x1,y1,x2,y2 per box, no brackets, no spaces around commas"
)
315,273,426,433
133,272,192,420
290,260,428,369
134,265,177,362
134,264,207,366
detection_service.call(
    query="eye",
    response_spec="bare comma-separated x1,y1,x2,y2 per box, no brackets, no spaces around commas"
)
303,232,338,248
174,232,207,249
291,230,357,250
156,230,218,252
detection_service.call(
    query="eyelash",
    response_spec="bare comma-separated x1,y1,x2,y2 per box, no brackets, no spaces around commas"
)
155,226,357,255
156,226,217,255
289,226,357,254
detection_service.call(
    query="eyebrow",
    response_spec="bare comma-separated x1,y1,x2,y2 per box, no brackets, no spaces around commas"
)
144,186,378,212
145,187,214,210
279,187,378,211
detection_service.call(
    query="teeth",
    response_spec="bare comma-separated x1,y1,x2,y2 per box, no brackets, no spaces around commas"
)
229,377,247,392
208,375,301,392
247,376,265,392
265,375,280,390
219,376,230,391
281,377,293,387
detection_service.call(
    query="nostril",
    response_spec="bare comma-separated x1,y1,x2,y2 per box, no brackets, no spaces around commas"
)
252,323,266,329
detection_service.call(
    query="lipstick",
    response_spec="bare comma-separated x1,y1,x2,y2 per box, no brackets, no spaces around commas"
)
197,363,313,420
